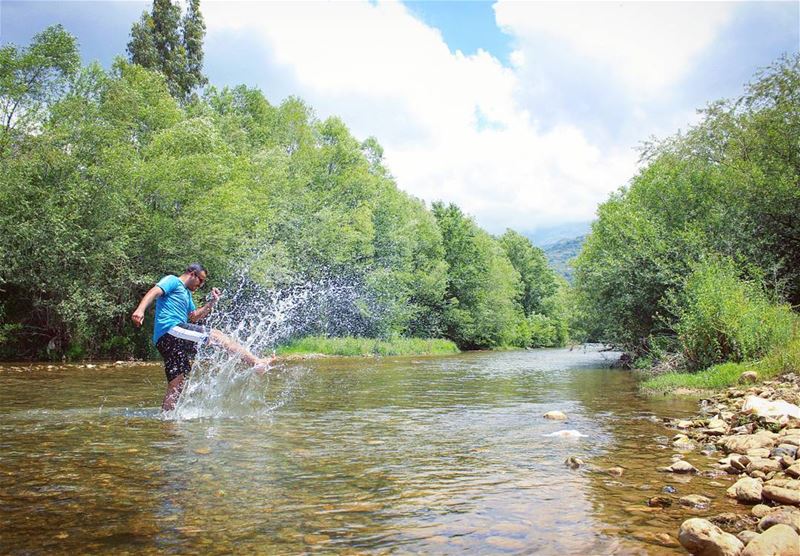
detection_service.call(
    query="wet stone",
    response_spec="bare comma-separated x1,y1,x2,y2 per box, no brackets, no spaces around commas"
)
543,411,567,420
648,495,673,508
663,460,698,474
680,494,712,510
564,456,584,469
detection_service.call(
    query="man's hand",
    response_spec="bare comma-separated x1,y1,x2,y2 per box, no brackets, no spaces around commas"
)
209,287,222,305
131,308,145,327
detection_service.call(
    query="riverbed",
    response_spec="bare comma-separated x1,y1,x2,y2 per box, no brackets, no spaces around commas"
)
0,347,749,554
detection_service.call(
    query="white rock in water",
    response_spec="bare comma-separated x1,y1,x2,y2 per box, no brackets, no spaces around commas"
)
543,411,567,420
742,396,800,420
544,429,586,438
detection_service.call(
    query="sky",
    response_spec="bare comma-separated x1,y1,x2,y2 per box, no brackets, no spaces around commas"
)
2,1,798,238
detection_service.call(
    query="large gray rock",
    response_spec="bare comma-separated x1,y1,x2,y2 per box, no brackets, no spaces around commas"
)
772,444,798,459
724,432,777,455
758,507,800,534
727,477,764,504
741,524,800,556
679,518,745,556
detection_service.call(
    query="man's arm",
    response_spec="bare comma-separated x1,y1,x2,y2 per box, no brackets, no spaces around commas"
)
131,286,163,327
189,287,221,323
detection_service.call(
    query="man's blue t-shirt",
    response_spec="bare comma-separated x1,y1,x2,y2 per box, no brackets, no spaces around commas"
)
153,275,196,343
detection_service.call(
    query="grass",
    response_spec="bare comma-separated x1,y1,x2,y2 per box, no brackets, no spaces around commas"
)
640,336,800,395
276,336,460,357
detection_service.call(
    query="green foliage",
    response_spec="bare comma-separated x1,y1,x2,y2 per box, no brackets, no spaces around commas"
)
0,24,80,152
127,0,208,102
640,335,800,394
0,26,565,359
499,230,557,315
575,54,800,361
276,336,459,357
668,259,796,369
432,203,527,349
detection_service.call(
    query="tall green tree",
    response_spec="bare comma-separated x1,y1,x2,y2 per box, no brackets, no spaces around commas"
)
127,0,207,102
499,230,557,316
0,24,79,153
432,203,526,349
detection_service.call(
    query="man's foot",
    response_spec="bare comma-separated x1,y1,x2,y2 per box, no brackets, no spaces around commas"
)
253,352,277,375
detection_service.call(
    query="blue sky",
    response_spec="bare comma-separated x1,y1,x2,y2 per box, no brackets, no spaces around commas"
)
2,1,798,236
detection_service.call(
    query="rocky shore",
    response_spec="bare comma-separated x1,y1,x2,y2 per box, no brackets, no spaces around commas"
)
662,372,800,555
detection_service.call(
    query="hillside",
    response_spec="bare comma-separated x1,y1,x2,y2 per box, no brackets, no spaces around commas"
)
543,236,585,282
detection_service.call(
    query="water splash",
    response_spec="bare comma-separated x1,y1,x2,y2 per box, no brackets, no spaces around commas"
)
168,271,384,420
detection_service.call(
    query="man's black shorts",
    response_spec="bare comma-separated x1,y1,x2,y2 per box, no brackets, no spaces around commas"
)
155,323,210,382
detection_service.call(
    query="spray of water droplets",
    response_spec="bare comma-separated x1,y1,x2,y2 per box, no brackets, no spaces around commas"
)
167,266,391,420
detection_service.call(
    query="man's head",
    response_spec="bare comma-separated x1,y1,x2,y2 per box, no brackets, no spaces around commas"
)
184,262,207,291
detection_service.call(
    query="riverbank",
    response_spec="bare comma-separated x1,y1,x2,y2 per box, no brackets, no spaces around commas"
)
639,338,800,396
275,336,460,358
655,371,800,554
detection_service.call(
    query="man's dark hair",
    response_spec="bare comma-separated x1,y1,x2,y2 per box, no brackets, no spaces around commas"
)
186,262,207,276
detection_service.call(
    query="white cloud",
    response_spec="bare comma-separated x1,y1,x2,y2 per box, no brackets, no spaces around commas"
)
494,1,735,98
202,1,712,232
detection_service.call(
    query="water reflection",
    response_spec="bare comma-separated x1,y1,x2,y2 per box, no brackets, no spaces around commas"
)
0,348,746,554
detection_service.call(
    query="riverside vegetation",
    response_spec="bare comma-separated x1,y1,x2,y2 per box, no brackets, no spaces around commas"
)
1,0,798,391
0,15,567,361
574,54,800,391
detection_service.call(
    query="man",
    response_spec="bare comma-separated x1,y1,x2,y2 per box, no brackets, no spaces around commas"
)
132,263,273,411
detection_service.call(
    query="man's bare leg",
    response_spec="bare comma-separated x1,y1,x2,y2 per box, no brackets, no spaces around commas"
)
162,374,185,411
208,329,275,368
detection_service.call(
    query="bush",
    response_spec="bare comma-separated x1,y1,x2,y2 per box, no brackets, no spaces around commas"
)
669,259,796,369
640,335,800,394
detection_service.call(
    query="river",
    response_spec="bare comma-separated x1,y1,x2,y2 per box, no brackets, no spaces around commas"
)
0,347,747,554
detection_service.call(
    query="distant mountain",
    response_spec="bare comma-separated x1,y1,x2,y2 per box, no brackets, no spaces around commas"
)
524,221,592,247
542,235,586,282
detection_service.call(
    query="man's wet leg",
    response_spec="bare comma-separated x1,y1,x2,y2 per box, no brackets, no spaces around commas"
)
162,374,185,411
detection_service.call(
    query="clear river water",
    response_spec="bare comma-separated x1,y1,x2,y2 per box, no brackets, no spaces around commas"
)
0,347,750,554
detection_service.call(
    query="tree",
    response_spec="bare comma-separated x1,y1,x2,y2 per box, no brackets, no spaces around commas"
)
127,0,207,102
0,24,79,153
574,54,800,358
432,203,526,348
181,0,208,97
499,230,558,316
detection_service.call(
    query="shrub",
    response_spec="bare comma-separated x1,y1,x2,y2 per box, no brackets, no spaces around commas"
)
669,259,795,369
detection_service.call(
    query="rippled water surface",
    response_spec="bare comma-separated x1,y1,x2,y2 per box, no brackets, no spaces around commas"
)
0,348,748,554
